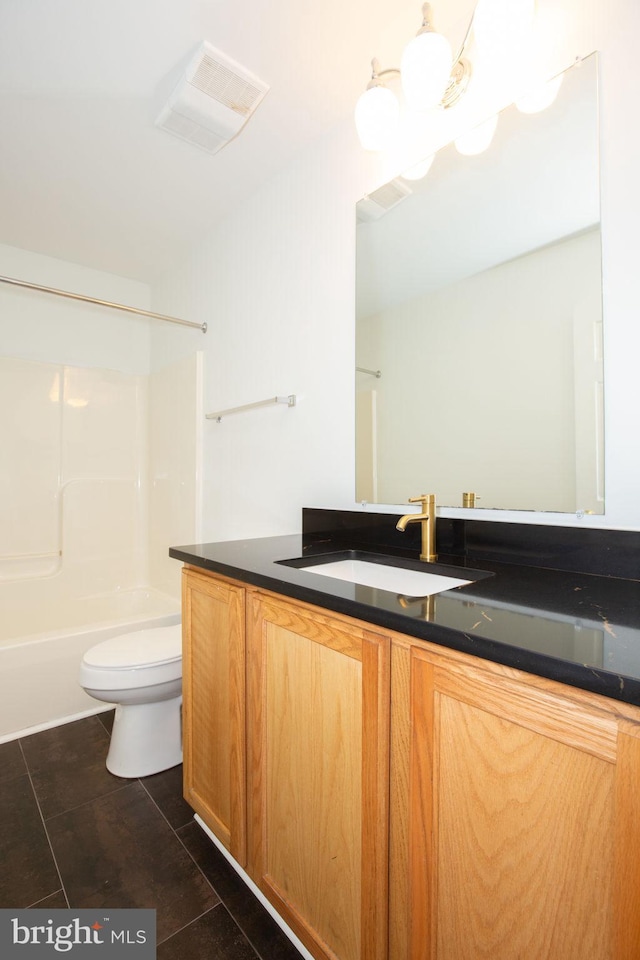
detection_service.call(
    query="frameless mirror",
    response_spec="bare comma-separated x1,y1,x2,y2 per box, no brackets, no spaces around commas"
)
356,54,603,514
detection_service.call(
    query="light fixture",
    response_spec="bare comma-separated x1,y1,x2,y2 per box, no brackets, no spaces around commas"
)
454,114,498,155
515,72,563,114
355,1,542,154
400,5,454,111
401,154,435,181
355,3,473,152
354,59,401,152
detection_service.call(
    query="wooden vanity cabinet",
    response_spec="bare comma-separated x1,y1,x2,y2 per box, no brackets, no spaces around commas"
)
389,639,640,960
181,567,247,864
182,567,391,960
246,592,391,960
181,563,640,960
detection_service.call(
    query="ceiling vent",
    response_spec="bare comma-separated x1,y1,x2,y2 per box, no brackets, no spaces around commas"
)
356,179,413,222
156,42,269,155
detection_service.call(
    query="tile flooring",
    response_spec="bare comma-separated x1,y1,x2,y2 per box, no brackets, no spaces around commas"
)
0,711,302,960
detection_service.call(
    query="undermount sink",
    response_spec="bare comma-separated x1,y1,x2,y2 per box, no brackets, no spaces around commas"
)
277,551,486,597
301,559,471,595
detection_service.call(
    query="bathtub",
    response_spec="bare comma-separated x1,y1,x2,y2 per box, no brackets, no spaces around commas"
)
0,587,181,742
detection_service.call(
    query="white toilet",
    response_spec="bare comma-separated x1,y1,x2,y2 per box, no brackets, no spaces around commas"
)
79,623,183,778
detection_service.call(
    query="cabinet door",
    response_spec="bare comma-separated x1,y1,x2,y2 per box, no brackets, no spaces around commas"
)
407,646,640,960
182,568,246,865
247,593,391,960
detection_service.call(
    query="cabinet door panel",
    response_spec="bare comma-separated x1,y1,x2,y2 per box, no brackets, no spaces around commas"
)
435,694,612,960
408,648,640,960
248,595,390,960
182,569,246,864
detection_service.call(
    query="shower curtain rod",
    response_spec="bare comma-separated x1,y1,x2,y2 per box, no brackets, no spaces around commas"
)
0,274,207,332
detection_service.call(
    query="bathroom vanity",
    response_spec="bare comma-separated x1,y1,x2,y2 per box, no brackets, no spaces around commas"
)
170,510,640,960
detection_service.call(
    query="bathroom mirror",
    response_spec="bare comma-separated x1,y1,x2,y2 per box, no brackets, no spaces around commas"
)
356,54,603,514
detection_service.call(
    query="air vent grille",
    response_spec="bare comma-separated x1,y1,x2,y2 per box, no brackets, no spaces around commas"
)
368,180,412,211
156,41,269,155
159,110,227,153
356,179,412,222
190,54,265,117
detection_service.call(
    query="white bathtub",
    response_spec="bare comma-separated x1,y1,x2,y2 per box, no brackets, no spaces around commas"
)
0,587,181,742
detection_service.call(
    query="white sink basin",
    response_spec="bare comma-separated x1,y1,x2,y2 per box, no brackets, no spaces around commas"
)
300,558,471,596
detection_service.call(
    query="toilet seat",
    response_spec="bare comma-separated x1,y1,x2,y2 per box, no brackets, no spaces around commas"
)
80,624,182,691
83,624,182,669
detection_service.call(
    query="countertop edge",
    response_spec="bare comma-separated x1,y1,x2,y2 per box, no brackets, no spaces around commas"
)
170,538,640,709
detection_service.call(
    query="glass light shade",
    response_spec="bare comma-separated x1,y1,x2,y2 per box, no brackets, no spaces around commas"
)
515,73,563,114
401,155,435,180
355,85,400,152
401,31,453,111
454,115,498,155
473,0,535,56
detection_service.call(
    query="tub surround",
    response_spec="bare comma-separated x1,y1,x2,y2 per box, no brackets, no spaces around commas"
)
169,509,640,708
0,597,180,742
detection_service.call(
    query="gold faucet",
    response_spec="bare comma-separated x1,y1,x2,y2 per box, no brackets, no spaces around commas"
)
396,494,437,562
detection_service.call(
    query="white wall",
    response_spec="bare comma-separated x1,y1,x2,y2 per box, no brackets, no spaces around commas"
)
151,126,361,541
0,244,152,373
151,0,640,537
149,352,203,594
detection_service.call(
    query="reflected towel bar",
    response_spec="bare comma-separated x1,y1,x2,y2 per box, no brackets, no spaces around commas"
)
356,366,382,378
206,395,296,423
0,273,206,332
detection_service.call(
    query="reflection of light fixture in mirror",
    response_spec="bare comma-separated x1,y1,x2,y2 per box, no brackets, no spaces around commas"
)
401,155,435,180
354,67,401,151
516,72,564,114
355,3,474,152
454,114,498,155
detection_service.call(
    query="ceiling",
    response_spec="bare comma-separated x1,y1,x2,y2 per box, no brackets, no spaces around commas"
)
0,0,478,284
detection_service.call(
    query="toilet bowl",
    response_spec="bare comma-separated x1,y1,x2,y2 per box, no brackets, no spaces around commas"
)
79,623,183,778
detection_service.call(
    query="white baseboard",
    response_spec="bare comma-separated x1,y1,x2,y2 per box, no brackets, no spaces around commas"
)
194,814,315,960
0,704,114,744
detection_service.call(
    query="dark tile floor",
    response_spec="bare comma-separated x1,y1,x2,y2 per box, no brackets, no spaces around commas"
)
0,712,302,960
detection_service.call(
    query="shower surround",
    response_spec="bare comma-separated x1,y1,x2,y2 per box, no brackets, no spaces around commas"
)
0,352,200,739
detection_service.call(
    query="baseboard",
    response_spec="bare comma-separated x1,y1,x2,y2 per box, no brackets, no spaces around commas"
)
194,814,315,960
0,704,114,744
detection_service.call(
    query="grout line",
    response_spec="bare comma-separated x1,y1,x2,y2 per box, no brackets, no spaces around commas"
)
26,888,67,909
174,819,301,960
155,902,222,947
215,900,278,960
14,725,271,958
18,739,69,909
96,710,115,737
140,781,223,909
138,777,185,835
137,779,267,957
40,779,135,824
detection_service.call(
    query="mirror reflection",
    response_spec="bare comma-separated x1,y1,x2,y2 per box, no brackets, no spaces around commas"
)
356,54,603,514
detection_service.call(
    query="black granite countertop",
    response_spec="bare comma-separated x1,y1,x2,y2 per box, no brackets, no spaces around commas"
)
170,510,640,709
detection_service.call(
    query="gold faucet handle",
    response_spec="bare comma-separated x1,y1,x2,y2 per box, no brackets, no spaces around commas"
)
408,494,435,505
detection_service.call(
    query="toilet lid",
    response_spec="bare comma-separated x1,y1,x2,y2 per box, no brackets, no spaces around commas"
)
83,623,182,669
